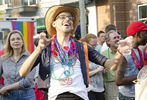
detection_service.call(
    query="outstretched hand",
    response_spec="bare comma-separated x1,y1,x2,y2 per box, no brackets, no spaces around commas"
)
38,32,54,51
110,36,134,71
117,36,134,54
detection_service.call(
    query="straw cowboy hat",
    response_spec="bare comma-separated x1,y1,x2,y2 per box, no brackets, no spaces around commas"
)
45,5,80,37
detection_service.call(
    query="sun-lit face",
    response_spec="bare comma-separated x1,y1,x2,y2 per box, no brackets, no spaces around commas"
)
53,12,74,34
107,32,120,48
10,33,23,50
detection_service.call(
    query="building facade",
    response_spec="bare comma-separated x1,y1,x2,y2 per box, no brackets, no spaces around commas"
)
96,0,147,37
0,0,147,38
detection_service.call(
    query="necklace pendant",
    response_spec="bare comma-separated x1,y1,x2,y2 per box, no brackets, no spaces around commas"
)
64,70,70,76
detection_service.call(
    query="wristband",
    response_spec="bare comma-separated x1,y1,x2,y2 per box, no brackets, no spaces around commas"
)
117,49,123,55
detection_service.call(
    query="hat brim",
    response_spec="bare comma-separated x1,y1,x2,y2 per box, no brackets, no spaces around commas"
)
45,5,80,37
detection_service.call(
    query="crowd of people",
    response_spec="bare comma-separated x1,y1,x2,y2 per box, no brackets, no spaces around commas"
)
0,5,146,100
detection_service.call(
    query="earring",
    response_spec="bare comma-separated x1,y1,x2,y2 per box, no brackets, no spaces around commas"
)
52,23,56,27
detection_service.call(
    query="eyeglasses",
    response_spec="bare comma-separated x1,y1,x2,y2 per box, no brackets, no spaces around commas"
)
55,15,74,21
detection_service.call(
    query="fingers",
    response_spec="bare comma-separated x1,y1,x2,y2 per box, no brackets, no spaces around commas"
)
45,38,54,46
37,32,54,51
99,66,104,71
39,32,47,45
4,92,10,96
118,40,127,47
118,36,134,53
0,90,9,96
103,68,108,73
39,32,46,40
97,66,104,72
37,32,55,51
38,32,47,50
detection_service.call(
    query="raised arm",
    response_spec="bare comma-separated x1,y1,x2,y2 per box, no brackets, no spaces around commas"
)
19,46,41,77
19,33,53,77
88,46,123,70
104,38,132,70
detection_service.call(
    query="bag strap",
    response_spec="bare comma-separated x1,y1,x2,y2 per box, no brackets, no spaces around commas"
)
83,42,91,84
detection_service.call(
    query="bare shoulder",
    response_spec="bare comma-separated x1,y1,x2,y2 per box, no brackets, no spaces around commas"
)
117,56,127,75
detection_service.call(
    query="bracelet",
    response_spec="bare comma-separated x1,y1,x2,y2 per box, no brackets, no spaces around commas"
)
117,49,123,55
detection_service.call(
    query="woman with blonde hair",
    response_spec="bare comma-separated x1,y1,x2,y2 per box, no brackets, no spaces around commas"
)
81,34,105,100
0,30,36,100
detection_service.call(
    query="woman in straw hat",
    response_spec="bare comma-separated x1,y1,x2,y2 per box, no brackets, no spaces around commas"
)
19,5,128,100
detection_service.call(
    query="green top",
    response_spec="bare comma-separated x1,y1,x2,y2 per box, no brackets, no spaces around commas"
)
102,48,116,82
95,43,102,53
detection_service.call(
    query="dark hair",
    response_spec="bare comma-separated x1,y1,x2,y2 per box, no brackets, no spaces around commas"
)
97,31,105,37
134,30,147,37
105,24,116,33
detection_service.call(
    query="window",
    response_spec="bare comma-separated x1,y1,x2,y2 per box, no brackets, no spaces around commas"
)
0,0,2,5
0,0,9,5
5,0,9,4
23,0,37,5
138,4,147,22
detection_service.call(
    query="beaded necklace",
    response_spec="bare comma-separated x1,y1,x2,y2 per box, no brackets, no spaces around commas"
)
51,34,78,66
51,59,76,80
131,48,143,69
51,34,78,80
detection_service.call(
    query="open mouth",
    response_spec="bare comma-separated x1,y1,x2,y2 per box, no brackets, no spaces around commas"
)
63,23,70,26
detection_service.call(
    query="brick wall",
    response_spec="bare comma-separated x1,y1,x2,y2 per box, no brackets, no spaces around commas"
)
96,0,147,38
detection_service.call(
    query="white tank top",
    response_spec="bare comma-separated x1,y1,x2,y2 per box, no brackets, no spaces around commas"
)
48,56,89,100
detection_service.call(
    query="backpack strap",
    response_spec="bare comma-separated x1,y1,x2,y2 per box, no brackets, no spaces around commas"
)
83,42,91,84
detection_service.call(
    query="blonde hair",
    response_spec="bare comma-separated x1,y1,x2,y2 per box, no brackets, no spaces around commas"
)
81,33,97,44
4,30,26,58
